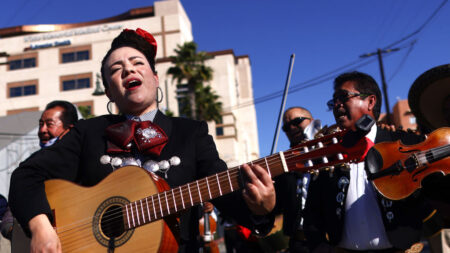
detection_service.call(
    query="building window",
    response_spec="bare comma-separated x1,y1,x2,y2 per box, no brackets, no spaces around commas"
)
7,52,38,71
7,80,39,98
62,50,90,63
62,78,90,90
59,45,91,64
176,84,190,118
216,117,224,136
409,116,416,125
60,73,92,91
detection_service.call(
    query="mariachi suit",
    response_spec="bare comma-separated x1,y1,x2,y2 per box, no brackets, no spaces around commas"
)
9,111,271,252
303,127,431,251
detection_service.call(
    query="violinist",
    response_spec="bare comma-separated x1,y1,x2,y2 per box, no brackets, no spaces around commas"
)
407,64,450,211
303,71,432,253
407,65,450,252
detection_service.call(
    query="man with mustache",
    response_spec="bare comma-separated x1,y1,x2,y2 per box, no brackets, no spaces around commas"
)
303,71,432,253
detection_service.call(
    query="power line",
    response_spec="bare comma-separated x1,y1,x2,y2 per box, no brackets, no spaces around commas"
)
224,55,381,112
383,0,447,50
388,40,417,82
4,0,32,26
223,1,446,113
24,0,53,25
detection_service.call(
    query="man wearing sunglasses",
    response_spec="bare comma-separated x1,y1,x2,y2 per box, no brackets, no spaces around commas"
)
304,71,432,253
272,107,321,252
282,107,321,146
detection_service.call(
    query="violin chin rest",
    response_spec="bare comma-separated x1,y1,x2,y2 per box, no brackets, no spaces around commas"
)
365,148,384,178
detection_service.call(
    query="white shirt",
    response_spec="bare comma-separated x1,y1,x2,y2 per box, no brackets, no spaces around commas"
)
338,125,392,250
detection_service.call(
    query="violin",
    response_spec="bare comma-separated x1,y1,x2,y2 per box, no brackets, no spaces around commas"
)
368,127,450,200
199,203,219,253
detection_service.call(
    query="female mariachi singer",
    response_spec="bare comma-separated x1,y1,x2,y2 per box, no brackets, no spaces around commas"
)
9,28,275,253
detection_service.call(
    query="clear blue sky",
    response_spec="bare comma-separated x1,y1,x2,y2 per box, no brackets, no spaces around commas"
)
2,0,449,157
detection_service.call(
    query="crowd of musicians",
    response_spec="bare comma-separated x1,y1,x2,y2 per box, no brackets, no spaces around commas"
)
0,28,449,253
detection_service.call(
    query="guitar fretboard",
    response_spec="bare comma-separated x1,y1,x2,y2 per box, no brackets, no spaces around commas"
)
122,153,287,230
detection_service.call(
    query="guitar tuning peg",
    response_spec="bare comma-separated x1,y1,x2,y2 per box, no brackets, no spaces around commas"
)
341,163,351,171
312,169,320,180
328,166,335,177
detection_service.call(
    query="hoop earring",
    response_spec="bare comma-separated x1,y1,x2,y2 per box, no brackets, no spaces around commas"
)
107,101,114,115
156,87,163,107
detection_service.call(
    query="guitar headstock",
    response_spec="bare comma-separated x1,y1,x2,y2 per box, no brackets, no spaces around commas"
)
283,128,373,175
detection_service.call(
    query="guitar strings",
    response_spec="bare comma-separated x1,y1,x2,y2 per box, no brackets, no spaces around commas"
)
55,139,337,239
54,137,342,243
54,152,298,240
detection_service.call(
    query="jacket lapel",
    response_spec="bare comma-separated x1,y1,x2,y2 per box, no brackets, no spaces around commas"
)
153,110,173,143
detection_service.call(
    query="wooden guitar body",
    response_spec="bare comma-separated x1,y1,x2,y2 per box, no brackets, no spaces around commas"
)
45,166,178,253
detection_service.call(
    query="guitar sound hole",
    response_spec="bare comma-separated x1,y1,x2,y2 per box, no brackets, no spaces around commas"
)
100,205,125,238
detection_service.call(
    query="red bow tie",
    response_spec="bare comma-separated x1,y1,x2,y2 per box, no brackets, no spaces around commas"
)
105,120,168,156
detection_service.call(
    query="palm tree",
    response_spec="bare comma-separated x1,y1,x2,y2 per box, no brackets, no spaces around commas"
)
167,42,222,122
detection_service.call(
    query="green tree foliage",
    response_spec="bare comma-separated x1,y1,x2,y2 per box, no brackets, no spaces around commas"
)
167,42,222,122
78,105,94,119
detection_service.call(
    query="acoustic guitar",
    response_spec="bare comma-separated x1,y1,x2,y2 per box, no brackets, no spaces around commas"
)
41,127,372,252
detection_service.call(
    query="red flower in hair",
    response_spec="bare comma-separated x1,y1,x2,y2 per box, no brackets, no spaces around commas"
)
124,28,157,58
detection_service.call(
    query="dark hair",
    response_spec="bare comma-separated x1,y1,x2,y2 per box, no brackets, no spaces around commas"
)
45,100,79,128
101,30,157,89
333,71,382,120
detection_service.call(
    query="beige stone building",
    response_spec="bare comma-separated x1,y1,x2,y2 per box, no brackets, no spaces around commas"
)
392,99,417,131
0,0,259,196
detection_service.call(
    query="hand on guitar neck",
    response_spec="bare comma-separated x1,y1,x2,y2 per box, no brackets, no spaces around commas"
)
241,163,276,216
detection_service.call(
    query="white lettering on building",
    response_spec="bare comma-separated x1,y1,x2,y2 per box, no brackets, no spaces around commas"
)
24,24,122,43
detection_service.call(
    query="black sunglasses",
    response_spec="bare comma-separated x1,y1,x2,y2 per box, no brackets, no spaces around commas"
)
282,117,311,132
327,92,371,110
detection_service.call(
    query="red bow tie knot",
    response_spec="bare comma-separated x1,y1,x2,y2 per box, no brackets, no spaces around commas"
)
105,120,168,156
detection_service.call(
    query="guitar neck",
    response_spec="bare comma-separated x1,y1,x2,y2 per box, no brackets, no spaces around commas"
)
122,127,370,230
122,152,288,230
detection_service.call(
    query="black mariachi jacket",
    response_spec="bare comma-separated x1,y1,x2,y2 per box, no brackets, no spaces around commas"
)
303,127,431,250
9,111,272,252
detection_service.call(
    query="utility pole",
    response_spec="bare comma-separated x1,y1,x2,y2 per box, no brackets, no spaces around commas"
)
360,48,399,125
